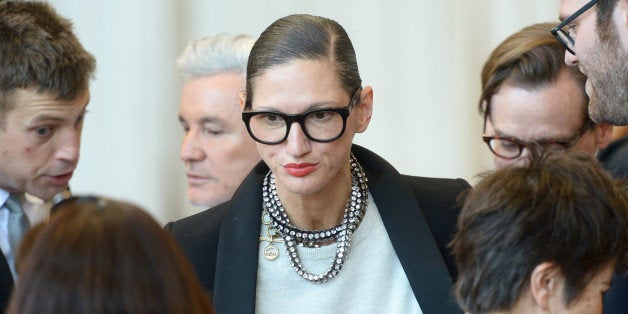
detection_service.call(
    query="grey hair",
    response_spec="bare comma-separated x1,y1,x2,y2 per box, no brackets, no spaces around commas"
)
175,33,256,81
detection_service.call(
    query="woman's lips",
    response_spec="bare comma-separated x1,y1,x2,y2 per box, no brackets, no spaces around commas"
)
284,163,317,177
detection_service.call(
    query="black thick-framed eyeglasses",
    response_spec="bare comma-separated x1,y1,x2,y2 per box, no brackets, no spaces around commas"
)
482,118,595,160
242,88,361,145
551,0,598,55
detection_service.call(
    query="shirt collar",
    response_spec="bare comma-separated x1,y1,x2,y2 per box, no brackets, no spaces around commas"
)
0,188,9,206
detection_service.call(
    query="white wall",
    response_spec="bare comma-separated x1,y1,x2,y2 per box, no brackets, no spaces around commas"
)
46,0,561,224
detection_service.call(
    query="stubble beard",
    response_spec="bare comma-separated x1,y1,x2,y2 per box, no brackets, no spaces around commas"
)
585,16,628,125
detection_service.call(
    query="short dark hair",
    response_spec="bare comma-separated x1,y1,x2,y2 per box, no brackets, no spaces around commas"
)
451,153,628,313
597,0,620,26
8,196,214,314
478,23,586,117
0,1,96,117
244,14,361,110
597,0,621,42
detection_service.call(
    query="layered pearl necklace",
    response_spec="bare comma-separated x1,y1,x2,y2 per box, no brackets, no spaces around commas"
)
261,153,369,283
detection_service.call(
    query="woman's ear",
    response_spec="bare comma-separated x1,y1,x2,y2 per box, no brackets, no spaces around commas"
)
239,91,247,109
355,86,373,133
529,262,563,311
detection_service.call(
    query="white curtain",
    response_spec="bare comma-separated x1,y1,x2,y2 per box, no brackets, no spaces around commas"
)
46,0,560,224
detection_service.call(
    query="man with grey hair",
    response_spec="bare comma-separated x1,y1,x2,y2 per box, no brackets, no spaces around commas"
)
176,33,261,208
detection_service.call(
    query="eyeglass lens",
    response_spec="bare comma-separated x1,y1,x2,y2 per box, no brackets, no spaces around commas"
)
488,138,523,159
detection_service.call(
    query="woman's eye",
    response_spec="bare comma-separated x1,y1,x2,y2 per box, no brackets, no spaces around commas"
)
312,111,332,120
262,114,282,123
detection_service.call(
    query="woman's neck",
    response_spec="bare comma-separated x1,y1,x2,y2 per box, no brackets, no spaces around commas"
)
276,167,352,231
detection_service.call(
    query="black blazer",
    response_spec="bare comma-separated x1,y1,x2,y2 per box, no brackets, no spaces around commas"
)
0,254,13,313
166,145,470,314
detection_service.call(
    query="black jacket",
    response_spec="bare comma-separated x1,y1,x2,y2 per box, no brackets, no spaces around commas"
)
166,145,470,314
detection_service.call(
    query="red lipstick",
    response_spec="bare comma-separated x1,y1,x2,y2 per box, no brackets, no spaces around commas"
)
284,163,317,177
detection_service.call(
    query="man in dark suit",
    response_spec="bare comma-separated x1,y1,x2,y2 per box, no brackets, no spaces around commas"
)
0,2,95,312
478,22,625,314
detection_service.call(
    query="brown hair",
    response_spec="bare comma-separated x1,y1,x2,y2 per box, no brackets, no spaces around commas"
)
479,22,586,117
597,0,622,44
244,14,361,110
0,1,96,120
8,196,214,314
597,0,620,36
451,153,627,313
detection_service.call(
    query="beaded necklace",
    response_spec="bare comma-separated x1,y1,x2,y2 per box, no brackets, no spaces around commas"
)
261,153,368,283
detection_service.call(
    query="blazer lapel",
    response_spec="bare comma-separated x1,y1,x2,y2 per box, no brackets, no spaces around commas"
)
213,163,267,314
0,253,13,313
354,145,459,313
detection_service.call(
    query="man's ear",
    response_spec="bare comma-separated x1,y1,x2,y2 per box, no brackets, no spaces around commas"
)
594,123,614,150
619,0,627,27
355,86,373,133
529,262,563,311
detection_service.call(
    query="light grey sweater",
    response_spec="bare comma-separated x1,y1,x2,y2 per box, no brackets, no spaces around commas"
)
256,193,422,313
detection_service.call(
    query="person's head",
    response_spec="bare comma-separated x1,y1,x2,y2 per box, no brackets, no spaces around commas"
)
8,196,213,314
554,0,628,125
480,22,612,169
0,1,95,201
451,153,627,313
241,14,373,197
175,33,260,207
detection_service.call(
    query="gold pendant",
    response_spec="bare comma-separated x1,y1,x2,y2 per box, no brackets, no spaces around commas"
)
264,244,279,260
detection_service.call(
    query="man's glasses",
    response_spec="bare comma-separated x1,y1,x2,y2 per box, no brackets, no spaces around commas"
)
551,0,598,55
242,88,361,145
483,119,595,160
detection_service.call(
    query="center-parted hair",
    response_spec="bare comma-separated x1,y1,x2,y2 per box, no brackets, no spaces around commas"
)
451,153,627,313
0,1,96,114
8,196,214,314
478,22,586,116
244,14,362,110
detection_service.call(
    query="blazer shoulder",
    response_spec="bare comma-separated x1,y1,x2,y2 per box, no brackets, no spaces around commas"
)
401,175,471,281
402,175,470,195
166,204,227,234
164,202,230,292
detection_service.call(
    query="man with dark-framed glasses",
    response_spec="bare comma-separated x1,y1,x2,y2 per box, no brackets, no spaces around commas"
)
480,22,625,313
552,0,628,126
479,22,612,170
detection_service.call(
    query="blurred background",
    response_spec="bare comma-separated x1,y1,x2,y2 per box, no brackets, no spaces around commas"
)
46,0,560,224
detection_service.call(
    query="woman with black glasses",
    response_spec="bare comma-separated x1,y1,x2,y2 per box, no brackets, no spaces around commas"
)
166,14,469,314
